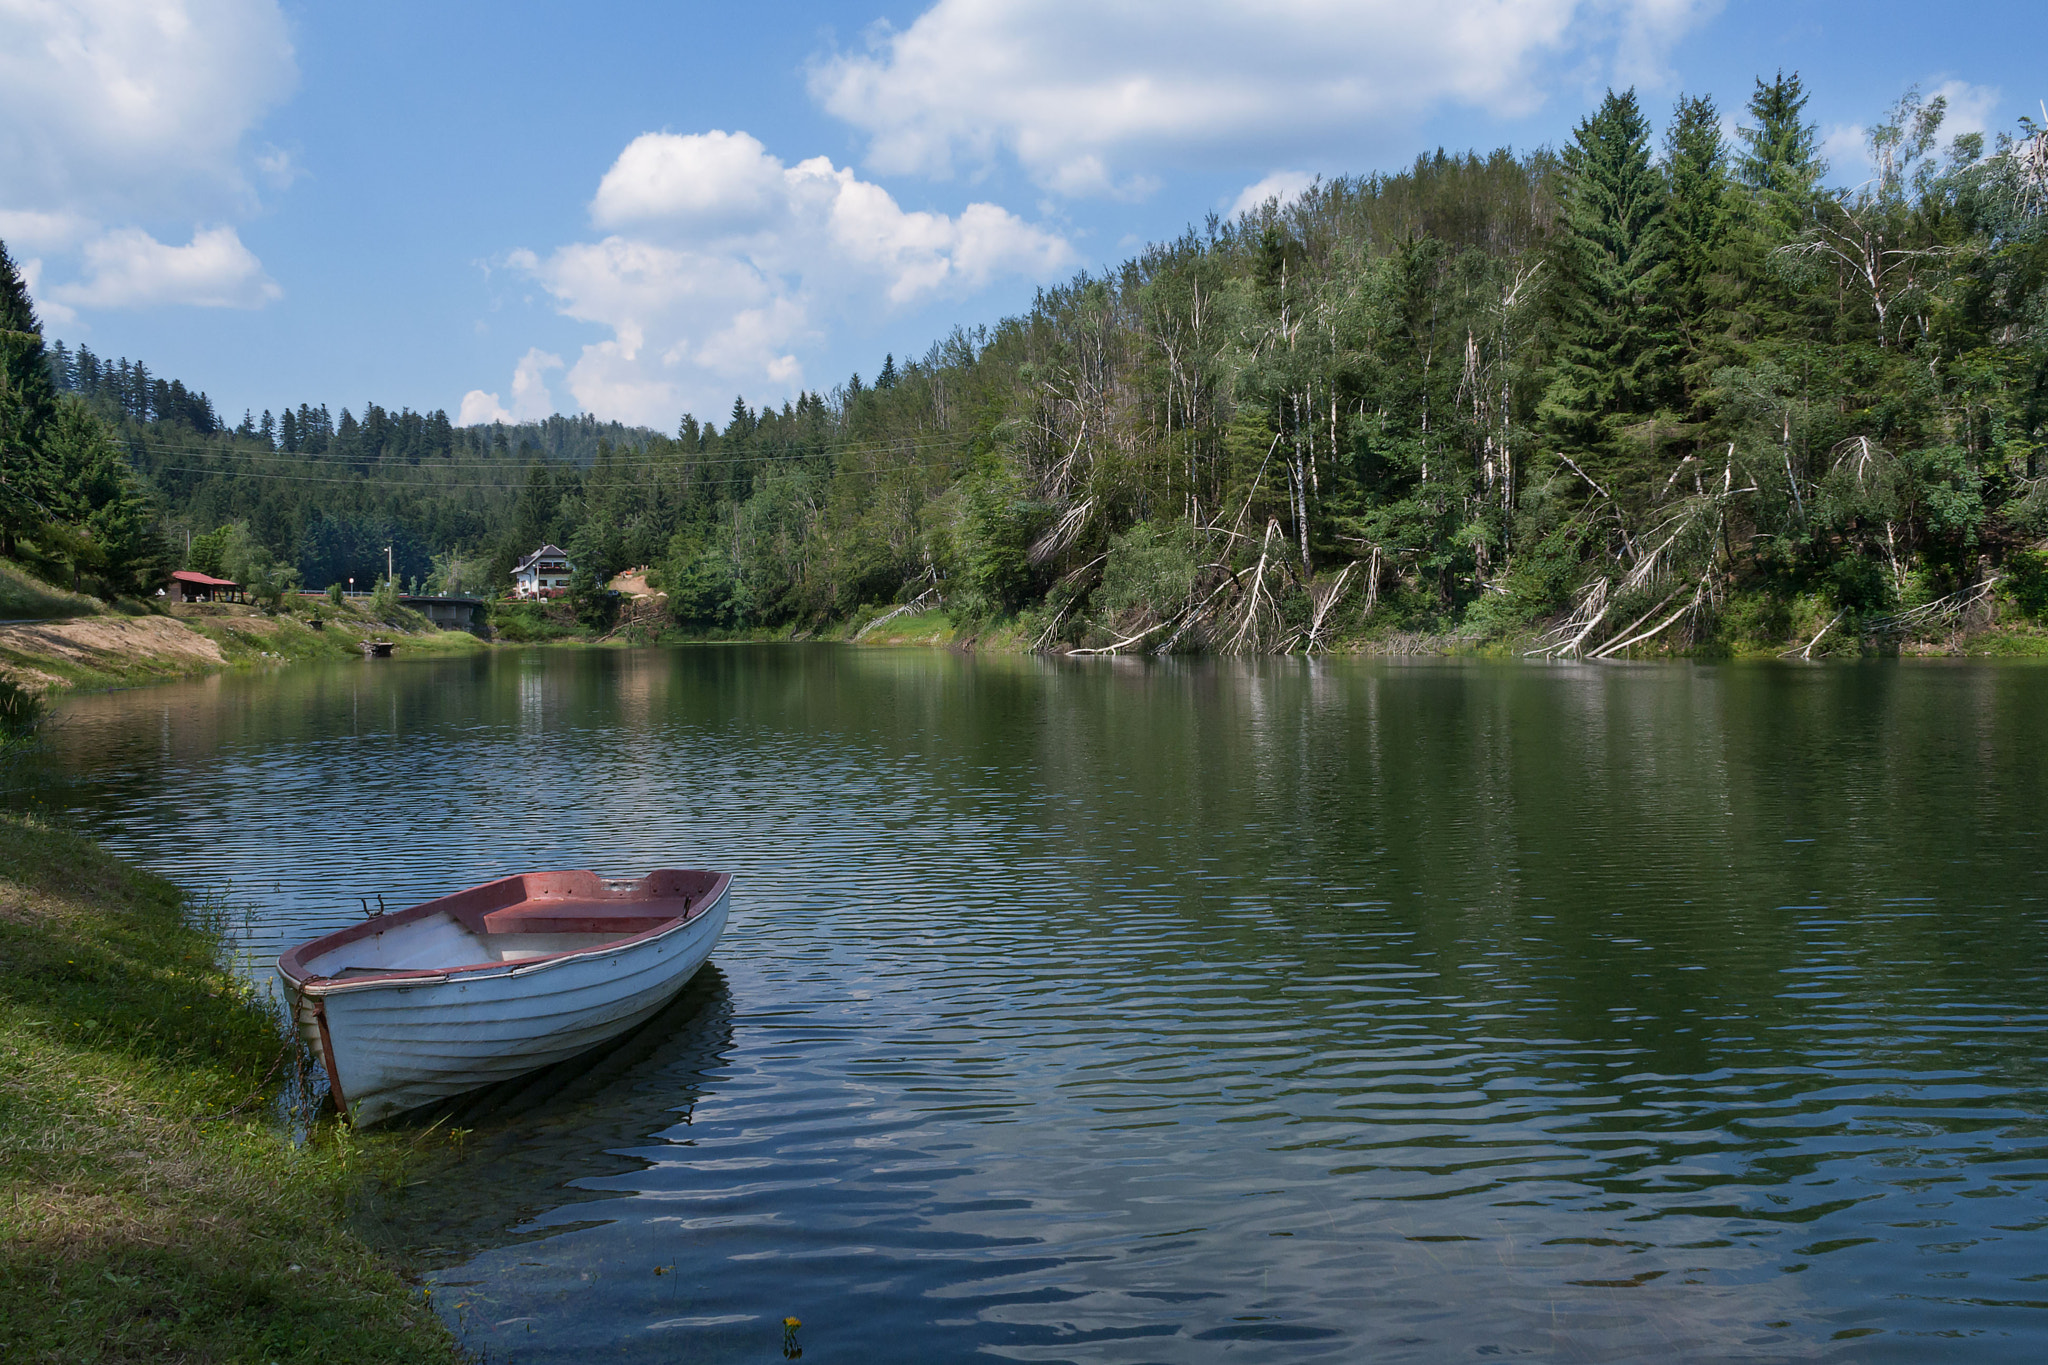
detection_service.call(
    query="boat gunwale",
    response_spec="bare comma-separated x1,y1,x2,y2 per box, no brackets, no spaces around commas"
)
278,870,731,998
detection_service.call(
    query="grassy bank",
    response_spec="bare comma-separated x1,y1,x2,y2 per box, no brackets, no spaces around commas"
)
0,815,461,1363
0,561,105,621
0,597,486,696
171,584,2048,663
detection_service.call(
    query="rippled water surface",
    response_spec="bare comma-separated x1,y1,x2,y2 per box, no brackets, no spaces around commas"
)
25,647,2048,1361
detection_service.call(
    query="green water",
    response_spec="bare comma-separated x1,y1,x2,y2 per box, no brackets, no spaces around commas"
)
33,647,2048,1361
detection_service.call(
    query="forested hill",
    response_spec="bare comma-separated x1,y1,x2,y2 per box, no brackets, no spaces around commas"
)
33,341,663,592
48,342,662,468
3,73,2045,653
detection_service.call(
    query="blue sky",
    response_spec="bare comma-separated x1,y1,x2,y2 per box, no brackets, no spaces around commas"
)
3,1,2041,432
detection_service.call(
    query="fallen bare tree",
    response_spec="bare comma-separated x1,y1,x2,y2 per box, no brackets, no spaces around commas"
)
1861,576,2002,640
1526,447,1754,660
854,586,944,640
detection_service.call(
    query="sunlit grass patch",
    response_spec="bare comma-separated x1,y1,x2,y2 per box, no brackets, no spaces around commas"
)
0,561,101,621
0,815,462,1363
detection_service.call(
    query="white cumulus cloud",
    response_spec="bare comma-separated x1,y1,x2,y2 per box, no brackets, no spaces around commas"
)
50,225,280,309
1230,170,1317,218
0,0,296,224
0,0,296,315
459,348,565,426
483,130,1073,427
811,0,1721,196
0,209,92,252
1928,79,2003,145
15,256,77,328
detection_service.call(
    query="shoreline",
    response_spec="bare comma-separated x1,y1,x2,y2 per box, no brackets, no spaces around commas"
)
0,813,463,1362
6,592,2046,704
0,596,487,697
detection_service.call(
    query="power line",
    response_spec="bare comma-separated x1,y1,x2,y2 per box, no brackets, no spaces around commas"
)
141,452,986,490
118,428,991,472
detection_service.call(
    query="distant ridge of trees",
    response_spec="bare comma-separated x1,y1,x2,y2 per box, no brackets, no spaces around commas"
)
32,341,667,594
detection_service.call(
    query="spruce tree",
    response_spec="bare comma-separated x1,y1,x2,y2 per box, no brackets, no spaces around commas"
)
1537,89,1678,494
0,238,57,557
1664,93,1733,416
0,238,41,338
1722,72,1832,407
1736,71,1828,240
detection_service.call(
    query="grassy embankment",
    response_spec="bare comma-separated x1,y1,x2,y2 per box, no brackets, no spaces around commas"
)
816,594,2048,658
0,579,486,696
0,560,106,621
414,570,2048,660
0,814,462,1363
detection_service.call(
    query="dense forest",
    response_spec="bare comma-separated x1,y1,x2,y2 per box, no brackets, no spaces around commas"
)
3,73,2045,653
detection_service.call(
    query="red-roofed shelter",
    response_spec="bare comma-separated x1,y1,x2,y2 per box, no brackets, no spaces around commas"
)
169,569,241,603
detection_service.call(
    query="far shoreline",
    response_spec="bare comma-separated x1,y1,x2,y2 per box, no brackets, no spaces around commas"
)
9,588,2048,706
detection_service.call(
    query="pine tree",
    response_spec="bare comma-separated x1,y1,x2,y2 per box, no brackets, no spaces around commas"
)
1736,71,1828,240
1537,88,1679,488
0,239,40,337
877,353,898,390
1664,93,1733,416
0,239,57,556
1720,72,1832,401
728,395,755,439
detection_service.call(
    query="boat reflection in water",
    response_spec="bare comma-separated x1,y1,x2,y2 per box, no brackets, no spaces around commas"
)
357,966,738,1267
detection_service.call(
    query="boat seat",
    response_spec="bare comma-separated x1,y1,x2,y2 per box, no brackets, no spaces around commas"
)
479,898,689,936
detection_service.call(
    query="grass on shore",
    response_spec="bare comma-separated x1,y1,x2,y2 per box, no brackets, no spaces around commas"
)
0,814,462,1364
182,600,489,669
0,561,105,621
0,599,488,696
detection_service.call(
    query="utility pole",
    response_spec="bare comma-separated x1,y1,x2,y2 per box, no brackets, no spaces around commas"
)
385,544,393,587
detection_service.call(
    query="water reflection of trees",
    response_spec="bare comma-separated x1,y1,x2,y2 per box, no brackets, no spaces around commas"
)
42,647,2048,1236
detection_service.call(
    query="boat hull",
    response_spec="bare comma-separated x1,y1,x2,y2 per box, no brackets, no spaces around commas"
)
282,885,729,1126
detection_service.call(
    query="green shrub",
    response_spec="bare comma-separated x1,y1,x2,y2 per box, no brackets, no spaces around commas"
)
1096,521,1197,620
489,601,576,642
1826,555,1894,614
1709,590,1795,650
2004,550,2048,619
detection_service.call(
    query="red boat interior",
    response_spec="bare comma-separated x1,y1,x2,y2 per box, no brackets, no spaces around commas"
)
441,869,721,936
278,869,728,984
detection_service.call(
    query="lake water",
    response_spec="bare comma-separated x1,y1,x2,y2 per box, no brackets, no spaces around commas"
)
23,646,2048,1362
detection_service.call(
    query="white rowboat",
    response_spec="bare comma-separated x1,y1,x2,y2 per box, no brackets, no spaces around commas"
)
276,868,731,1126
